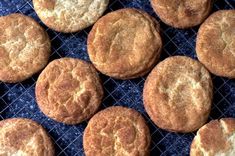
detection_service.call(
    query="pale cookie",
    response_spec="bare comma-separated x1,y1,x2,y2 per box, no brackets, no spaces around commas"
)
83,106,151,156
151,0,213,28
35,58,103,124
0,13,51,83
0,118,54,156
196,10,235,78
191,118,235,156
87,8,162,79
143,56,213,133
33,0,109,33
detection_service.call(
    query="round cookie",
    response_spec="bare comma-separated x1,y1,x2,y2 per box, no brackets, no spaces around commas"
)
143,56,213,133
0,13,51,83
33,0,109,33
196,10,235,78
35,58,103,124
151,0,213,28
87,8,162,79
83,106,150,156
0,118,54,156
191,118,235,156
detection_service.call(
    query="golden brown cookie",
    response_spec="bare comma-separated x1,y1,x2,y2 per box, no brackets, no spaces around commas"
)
33,0,109,33
35,58,103,125
143,56,213,133
151,0,213,28
87,8,162,79
196,10,235,78
0,118,54,156
0,13,51,83
191,118,235,156
83,106,150,156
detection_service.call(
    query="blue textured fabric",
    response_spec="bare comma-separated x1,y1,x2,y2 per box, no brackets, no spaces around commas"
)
0,0,235,156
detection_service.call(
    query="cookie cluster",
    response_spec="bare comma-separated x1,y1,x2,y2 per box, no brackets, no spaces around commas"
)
0,0,234,155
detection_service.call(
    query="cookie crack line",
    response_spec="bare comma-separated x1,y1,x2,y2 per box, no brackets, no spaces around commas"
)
196,10,235,78
191,118,235,156
33,0,109,32
83,106,150,156
0,13,50,83
88,8,162,79
36,58,103,124
143,56,212,133
0,118,54,156
151,0,212,28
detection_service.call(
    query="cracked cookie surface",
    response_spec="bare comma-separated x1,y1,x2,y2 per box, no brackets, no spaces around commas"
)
33,0,109,33
35,58,103,124
83,106,150,156
87,8,162,79
0,13,51,83
151,0,212,28
0,118,54,156
191,118,235,156
143,56,213,133
196,10,235,78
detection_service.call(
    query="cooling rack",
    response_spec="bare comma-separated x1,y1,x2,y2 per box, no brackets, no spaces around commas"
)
0,0,235,155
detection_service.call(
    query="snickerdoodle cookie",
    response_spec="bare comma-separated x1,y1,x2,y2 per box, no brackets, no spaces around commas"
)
196,10,235,78
143,56,213,133
191,118,235,156
0,13,51,83
151,0,213,28
83,106,150,156
87,8,162,79
33,0,109,33
0,118,54,156
35,58,103,124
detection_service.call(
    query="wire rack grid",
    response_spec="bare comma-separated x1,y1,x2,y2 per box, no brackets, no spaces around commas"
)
0,0,235,156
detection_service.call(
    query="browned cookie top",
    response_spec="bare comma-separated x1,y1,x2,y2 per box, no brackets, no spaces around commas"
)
196,10,235,78
0,13,51,83
88,8,162,79
151,0,212,28
191,118,235,156
33,0,109,33
35,58,103,125
143,56,213,133
83,106,150,156
0,118,54,156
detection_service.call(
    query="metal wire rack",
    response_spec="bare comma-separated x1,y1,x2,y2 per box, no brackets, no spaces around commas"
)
0,0,235,155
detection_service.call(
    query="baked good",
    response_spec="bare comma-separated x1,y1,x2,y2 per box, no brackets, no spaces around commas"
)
0,13,51,83
151,0,213,28
83,106,150,156
0,118,54,156
35,58,103,124
143,56,213,133
33,0,109,33
87,8,162,79
191,118,235,156
196,10,235,78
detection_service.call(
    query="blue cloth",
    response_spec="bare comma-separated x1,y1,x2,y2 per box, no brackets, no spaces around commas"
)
0,0,234,155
